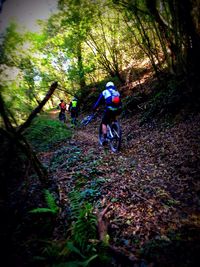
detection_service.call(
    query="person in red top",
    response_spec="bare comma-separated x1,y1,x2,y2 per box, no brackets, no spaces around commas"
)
58,99,66,122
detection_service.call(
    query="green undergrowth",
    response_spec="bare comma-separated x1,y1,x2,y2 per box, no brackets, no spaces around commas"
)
28,146,112,266
24,114,72,152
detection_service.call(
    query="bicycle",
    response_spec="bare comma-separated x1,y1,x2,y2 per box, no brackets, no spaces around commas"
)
98,120,122,153
80,112,97,126
81,112,122,152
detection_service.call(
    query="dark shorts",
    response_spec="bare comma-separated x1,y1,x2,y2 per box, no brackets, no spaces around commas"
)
102,108,122,125
70,108,78,118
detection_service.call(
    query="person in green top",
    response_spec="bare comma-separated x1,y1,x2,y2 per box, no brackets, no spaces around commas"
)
69,97,79,125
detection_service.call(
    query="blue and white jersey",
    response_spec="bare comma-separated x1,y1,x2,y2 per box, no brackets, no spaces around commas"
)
93,88,121,111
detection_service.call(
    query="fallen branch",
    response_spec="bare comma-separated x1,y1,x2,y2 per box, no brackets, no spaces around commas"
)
97,203,112,242
97,202,140,265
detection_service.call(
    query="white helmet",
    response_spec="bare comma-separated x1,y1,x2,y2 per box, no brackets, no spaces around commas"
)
106,81,115,89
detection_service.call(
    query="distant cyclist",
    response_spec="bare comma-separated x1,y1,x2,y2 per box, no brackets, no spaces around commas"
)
92,81,122,144
69,97,79,125
58,99,66,122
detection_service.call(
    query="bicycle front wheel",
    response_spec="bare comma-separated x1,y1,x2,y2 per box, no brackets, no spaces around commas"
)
109,121,122,152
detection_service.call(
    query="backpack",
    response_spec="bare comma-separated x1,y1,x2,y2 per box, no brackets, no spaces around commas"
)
109,89,121,105
112,95,120,104
60,102,66,109
71,100,77,108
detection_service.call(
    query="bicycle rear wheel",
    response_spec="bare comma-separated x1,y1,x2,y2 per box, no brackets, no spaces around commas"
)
109,121,121,152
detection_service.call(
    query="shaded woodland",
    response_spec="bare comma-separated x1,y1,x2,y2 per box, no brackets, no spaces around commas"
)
0,0,200,266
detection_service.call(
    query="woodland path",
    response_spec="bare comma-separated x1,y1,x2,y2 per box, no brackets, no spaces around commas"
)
42,109,200,265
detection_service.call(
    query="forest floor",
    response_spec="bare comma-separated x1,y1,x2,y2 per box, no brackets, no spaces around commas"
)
39,108,200,266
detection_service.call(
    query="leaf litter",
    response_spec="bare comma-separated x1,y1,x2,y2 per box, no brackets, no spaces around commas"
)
40,112,200,266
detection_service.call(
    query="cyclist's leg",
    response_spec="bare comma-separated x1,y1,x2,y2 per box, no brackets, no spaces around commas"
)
63,112,66,123
59,111,62,120
70,112,73,124
102,124,107,135
71,109,75,124
60,111,65,122
74,109,78,125
98,111,107,145
102,110,111,142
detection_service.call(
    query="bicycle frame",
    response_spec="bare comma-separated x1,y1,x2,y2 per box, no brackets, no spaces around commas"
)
80,111,121,152
107,123,120,140
99,120,122,152
107,124,114,139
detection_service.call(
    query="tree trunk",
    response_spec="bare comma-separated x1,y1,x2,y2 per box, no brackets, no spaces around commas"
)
77,42,86,89
0,81,58,188
18,81,58,134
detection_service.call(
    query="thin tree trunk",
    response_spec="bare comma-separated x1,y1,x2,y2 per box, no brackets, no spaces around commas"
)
17,81,58,134
77,41,86,89
0,81,58,188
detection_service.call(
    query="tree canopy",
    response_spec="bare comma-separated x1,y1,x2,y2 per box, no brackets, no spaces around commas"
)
1,0,199,126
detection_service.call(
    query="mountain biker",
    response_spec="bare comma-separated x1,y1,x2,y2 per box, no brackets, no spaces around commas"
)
69,97,79,125
58,99,66,121
92,81,122,144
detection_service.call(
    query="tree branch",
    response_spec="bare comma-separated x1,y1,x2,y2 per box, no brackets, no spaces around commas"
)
17,81,58,134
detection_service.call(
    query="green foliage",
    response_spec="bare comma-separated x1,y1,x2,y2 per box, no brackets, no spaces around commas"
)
69,190,83,220
40,240,65,262
1,0,197,127
66,241,86,259
30,189,59,215
73,202,97,252
36,237,98,266
69,190,98,252
24,115,72,152
50,146,81,172
0,22,24,65
80,188,101,201
34,191,98,266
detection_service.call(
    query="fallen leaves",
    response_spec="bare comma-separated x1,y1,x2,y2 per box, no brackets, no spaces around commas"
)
39,112,200,265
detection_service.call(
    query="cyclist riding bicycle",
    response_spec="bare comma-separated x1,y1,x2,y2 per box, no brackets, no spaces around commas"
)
92,81,122,145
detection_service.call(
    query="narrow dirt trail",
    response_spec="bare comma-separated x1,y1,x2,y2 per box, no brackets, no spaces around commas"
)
44,110,200,264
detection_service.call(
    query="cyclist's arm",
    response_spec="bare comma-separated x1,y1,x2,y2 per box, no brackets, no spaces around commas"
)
92,93,103,111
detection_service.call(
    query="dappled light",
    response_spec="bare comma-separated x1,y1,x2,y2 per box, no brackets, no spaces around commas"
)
0,0,200,266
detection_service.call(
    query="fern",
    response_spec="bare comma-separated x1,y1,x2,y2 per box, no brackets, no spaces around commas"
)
30,189,59,215
44,189,59,213
66,241,86,259
73,203,97,252
69,190,82,219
